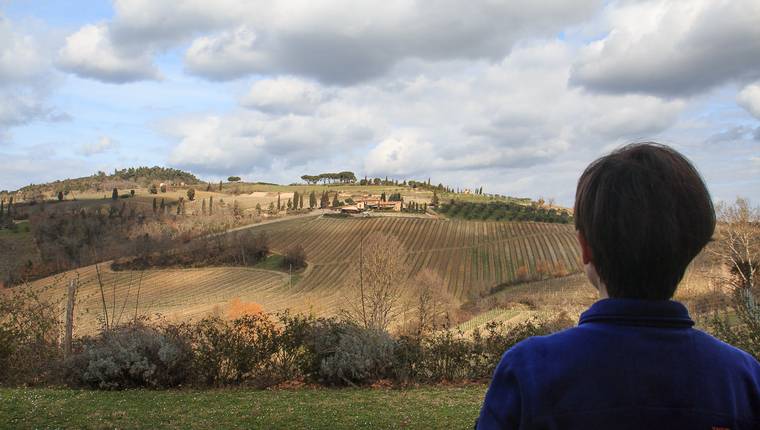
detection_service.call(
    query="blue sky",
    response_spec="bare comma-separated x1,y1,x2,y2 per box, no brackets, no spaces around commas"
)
1,0,758,205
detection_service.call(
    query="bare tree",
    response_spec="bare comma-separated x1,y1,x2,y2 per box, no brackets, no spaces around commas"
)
711,198,759,296
408,269,456,336
343,233,409,331
708,198,760,358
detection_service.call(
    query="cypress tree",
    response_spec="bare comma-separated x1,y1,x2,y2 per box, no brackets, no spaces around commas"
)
219,180,223,191
57,191,64,201
112,188,118,200
332,193,339,207
299,193,304,209
152,197,157,214
277,193,281,210
201,199,207,215
309,191,317,209
209,196,213,215
160,198,165,213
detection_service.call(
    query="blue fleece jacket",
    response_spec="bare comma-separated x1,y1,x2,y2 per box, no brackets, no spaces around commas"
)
477,298,760,429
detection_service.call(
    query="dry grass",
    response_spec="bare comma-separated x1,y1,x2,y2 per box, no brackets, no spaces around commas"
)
25,264,296,335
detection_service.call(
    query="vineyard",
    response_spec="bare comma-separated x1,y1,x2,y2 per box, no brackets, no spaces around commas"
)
29,266,299,335
26,215,583,333
251,216,583,300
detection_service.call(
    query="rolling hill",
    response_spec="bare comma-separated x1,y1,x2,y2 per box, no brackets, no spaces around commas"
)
26,215,583,334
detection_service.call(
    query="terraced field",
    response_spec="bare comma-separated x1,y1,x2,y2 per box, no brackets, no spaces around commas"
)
251,215,583,300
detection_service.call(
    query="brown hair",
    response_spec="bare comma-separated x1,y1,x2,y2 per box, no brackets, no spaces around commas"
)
574,143,715,299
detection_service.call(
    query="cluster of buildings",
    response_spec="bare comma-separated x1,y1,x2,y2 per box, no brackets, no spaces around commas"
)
340,196,403,214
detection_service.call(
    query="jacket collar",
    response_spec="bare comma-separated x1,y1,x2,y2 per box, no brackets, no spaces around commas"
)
579,298,694,328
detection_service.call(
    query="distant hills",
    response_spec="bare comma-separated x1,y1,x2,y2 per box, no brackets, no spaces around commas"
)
12,166,200,195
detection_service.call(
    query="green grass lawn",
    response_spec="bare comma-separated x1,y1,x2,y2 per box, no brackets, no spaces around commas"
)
0,386,486,429
253,253,305,286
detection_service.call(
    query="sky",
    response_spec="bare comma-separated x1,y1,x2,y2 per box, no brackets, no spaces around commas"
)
0,0,758,206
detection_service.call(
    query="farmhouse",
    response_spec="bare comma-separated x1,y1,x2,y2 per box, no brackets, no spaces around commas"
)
356,197,381,209
378,201,402,211
340,205,362,214
355,196,402,212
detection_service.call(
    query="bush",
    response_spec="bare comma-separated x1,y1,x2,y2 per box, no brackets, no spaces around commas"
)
314,323,396,386
66,320,193,390
189,314,280,387
283,245,307,270
0,288,62,386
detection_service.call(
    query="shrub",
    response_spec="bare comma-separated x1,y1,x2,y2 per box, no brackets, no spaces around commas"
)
283,245,307,270
187,188,196,201
317,324,396,386
0,288,62,386
66,320,193,390
189,315,280,387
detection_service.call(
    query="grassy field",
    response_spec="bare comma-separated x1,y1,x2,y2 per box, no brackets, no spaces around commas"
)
0,386,486,430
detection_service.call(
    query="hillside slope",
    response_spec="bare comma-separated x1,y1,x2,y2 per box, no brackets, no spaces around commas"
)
252,216,582,300
27,216,582,333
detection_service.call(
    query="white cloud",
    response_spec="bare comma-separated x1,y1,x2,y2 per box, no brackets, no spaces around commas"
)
79,136,117,155
570,0,760,97
240,76,326,114
0,16,66,130
57,23,160,83
737,83,760,120
74,0,599,84
166,107,379,175
167,41,685,200
182,0,601,84
0,16,48,86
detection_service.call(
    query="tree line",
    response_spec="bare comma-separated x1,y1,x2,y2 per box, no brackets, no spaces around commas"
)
438,200,572,224
301,172,357,184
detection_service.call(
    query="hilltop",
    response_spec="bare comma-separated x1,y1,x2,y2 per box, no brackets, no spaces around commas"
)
9,166,200,198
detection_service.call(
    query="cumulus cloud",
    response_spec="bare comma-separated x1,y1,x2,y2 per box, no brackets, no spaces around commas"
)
240,76,326,114
570,0,760,97
57,23,160,83
166,41,685,193
0,16,48,86
166,106,378,175
80,0,600,85
79,136,117,155
182,0,601,84
0,16,67,130
737,83,760,120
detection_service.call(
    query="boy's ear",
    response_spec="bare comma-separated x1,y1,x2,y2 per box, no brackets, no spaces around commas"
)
577,231,593,265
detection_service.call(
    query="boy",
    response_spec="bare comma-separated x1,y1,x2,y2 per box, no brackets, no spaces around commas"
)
477,143,760,429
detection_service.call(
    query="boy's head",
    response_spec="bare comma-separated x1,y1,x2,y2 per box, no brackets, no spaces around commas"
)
574,143,715,300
